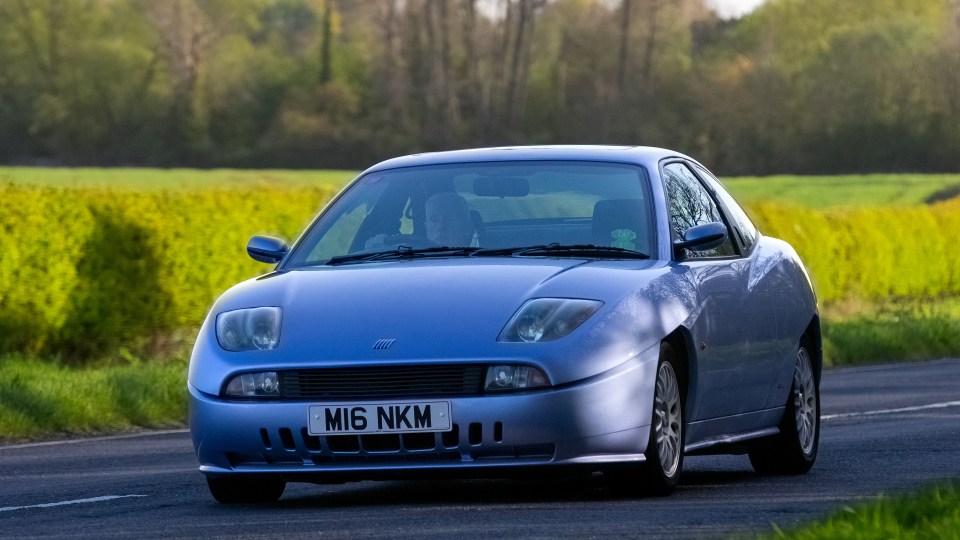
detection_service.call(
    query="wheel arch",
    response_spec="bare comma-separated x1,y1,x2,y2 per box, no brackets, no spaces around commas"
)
802,315,823,384
661,327,696,418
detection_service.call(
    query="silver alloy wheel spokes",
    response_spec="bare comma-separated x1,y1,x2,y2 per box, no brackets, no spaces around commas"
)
653,362,682,476
793,348,817,455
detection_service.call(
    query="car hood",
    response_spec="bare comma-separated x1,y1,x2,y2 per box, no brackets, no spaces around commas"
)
208,257,667,364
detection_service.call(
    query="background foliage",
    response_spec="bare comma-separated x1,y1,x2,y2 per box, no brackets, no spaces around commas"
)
1,0,959,174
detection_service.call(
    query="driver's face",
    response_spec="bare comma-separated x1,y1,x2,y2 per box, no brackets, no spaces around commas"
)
426,193,473,246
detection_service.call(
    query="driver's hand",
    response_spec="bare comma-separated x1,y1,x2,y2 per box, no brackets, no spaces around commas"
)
364,234,389,250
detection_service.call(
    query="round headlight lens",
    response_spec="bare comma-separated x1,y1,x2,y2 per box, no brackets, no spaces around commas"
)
484,365,549,391
491,367,515,387
248,312,280,350
516,314,545,342
224,371,281,397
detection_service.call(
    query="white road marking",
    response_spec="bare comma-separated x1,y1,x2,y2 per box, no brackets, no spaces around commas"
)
0,429,189,451
0,495,146,513
822,400,960,421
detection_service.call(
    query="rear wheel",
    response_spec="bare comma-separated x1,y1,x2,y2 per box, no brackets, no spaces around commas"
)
206,476,286,504
748,341,819,474
607,342,684,496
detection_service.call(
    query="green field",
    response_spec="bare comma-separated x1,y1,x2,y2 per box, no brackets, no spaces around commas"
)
4,167,960,209
0,167,356,191
724,174,960,208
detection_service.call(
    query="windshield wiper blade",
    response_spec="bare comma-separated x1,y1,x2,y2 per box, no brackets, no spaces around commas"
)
474,244,649,259
326,246,479,265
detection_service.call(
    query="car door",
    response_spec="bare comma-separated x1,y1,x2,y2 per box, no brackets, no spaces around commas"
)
661,161,774,423
694,163,794,411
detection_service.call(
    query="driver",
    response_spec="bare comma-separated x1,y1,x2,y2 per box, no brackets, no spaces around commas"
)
425,192,474,247
365,192,476,249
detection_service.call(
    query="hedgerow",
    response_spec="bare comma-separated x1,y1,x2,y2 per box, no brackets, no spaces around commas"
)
747,199,959,303
0,185,334,360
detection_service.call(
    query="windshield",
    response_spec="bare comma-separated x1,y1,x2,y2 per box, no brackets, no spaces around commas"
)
283,161,656,268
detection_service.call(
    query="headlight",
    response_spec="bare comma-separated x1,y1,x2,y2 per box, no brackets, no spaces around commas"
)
224,371,280,397
485,365,549,391
216,307,281,352
498,298,602,342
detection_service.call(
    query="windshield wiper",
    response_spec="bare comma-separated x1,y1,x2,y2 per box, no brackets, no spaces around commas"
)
473,244,650,259
325,246,480,265
326,243,649,265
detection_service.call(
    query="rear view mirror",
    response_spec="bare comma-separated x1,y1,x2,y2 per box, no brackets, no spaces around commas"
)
473,177,530,197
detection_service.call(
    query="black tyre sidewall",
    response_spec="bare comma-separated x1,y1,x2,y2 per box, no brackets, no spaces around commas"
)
642,343,684,495
749,341,819,475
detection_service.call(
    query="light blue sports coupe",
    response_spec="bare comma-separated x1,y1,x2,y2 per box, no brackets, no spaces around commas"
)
189,146,821,503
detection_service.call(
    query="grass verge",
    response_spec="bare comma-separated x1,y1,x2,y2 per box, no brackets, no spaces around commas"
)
821,296,960,366
767,481,960,539
0,354,188,443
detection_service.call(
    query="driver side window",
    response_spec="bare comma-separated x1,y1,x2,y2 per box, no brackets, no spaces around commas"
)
662,162,736,259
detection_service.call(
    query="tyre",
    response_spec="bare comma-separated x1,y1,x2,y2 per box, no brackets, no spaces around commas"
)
206,476,286,504
748,339,819,475
607,342,684,496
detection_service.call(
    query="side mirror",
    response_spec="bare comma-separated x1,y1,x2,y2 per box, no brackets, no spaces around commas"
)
673,222,727,253
247,236,289,264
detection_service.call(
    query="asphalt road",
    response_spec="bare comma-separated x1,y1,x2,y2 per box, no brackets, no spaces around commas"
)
2,359,959,539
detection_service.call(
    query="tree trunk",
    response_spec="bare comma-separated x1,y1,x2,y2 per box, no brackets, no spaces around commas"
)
319,0,333,84
618,0,633,98
641,0,661,85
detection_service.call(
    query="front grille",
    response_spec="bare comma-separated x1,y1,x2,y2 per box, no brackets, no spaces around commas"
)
280,365,486,399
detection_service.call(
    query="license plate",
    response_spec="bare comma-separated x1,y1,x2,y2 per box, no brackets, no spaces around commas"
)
308,401,451,435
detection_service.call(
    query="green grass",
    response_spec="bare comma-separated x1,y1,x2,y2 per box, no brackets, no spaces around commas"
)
0,166,356,191
767,481,960,539
820,296,960,366
724,174,960,209
0,354,188,443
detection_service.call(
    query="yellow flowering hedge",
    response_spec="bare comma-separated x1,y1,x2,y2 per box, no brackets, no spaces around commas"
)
1,183,957,361
0,185,333,359
747,199,960,303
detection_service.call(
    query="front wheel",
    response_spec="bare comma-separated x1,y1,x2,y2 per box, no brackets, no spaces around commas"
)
748,341,819,475
206,476,286,504
607,342,684,496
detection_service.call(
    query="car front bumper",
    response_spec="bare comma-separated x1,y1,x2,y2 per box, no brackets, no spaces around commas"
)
190,349,658,482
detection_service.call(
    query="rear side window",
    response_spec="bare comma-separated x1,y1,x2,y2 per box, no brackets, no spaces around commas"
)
662,162,736,259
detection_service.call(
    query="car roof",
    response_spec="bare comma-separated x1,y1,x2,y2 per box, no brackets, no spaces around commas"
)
362,145,694,173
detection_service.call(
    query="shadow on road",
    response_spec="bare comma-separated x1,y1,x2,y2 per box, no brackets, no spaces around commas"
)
215,468,765,510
